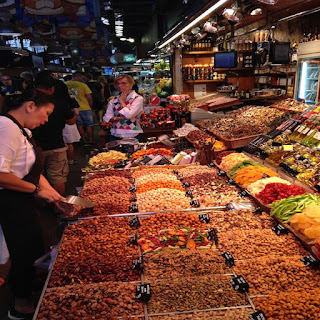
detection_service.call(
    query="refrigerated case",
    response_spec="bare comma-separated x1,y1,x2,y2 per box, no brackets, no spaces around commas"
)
295,41,320,105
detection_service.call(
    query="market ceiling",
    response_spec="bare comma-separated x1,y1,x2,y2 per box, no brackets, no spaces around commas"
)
1,0,320,60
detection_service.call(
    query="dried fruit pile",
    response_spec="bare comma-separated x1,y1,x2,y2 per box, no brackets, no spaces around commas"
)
219,229,308,259
138,227,213,254
37,282,144,320
131,148,173,159
148,308,253,320
253,289,320,320
148,276,248,313
88,150,127,168
143,249,229,280
234,255,320,295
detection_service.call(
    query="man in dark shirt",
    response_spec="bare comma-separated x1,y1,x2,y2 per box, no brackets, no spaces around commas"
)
32,72,76,195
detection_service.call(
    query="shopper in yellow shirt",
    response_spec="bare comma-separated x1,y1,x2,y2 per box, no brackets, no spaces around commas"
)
66,72,94,145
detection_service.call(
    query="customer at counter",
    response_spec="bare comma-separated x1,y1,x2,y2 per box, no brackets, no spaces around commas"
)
102,74,143,141
0,90,63,319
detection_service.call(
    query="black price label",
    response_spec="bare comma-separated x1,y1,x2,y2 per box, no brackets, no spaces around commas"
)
185,190,193,198
182,182,190,188
132,256,144,271
249,310,268,320
172,170,179,175
199,213,210,224
221,251,235,266
238,190,249,198
190,199,200,207
177,175,184,181
271,224,288,235
253,207,263,215
129,185,137,192
130,194,137,202
217,170,226,176
230,275,249,293
208,162,215,168
301,254,320,268
262,173,270,179
129,217,141,228
207,228,218,243
127,235,138,246
129,204,139,213
226,178,235,185
135,284,151,302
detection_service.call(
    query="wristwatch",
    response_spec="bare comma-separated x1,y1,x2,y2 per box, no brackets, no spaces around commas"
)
31,183,40,196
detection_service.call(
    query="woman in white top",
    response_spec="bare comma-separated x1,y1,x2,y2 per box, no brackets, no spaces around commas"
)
0,90,63,319
103,74,143,141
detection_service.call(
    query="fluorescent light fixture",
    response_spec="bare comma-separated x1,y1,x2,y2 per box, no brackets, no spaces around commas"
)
128,38,134,43
158,0,228,49
279,7,320,22
258,0,278,4
120,37,126,41
299,61,307,100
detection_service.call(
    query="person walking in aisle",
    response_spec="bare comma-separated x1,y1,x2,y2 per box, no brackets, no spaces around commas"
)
33,72,76,195
65,72,94,145
103,74,143,141
86,73,104,124
0,90,64,319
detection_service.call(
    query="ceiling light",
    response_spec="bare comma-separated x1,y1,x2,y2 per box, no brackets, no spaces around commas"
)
120,37,126,41
158,0,228,49
128,38,134,43
0,11,21,36
101,17,110,25
222,8,243,23
249,7,263,16
257,0,278,4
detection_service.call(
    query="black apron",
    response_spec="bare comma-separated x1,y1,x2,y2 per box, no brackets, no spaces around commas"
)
0,114,44,298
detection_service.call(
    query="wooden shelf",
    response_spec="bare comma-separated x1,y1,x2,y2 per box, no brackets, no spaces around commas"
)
184,51,215,55
186,80,226,83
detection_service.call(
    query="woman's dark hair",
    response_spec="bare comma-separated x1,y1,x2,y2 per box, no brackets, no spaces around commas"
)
1,89,55,114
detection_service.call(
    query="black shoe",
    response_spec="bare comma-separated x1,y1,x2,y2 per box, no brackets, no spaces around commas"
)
8,307,34,320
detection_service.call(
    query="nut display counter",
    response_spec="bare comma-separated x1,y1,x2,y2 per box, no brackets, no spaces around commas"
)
34,162,320,319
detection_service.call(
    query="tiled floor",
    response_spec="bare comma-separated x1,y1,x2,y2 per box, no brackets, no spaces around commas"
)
0,139,96,319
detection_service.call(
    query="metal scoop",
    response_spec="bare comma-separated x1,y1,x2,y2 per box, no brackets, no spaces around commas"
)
61,195,95,208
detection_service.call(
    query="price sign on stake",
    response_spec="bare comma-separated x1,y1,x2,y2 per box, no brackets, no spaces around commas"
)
130,194,137,202
208,162,215,168
271,224,288,235
301,254,320,268
172,170,179,175
249,310,267,320
129,185,137,192
207,228,218,244
199,213,210,224
217,170,226,176
127,235,138,246
230,275,249,293
190,199,200,207
185,190,193,198
226,178,235,185
129,204,139,213
222,251,235,266
132,256,144,271
182,182,190,188
238,190,249,198
135,284,151,302
177,175,184,181
253,207,263,215
129,217,141,228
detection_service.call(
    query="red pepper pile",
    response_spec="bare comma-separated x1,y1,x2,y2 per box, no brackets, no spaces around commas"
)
256,183,307,204
216,150,237,165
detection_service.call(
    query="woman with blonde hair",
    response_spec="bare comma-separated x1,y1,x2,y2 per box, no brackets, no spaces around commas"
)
102,74,143,141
